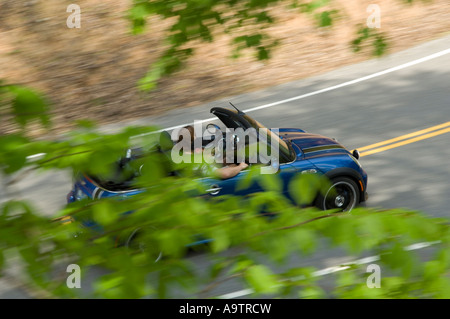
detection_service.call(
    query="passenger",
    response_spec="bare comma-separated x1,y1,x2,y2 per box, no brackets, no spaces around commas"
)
176,125,248,180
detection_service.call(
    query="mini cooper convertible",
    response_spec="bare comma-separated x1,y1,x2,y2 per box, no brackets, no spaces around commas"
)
66,106,368,245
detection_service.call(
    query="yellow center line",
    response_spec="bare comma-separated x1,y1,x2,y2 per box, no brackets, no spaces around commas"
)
357,121,450,152
360,126,450,157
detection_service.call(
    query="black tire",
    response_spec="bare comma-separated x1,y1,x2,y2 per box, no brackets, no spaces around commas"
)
125,228,162,263
316,177,360,212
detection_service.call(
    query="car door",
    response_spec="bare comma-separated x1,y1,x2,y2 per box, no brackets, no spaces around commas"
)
201,162,297,198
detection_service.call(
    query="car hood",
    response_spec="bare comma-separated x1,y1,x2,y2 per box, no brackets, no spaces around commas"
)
279,131,349,158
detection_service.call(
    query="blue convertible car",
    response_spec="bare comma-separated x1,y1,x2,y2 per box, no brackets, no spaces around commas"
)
66,106,368,246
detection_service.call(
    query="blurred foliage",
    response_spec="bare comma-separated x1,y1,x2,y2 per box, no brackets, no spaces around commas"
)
129,0,394,90
130,0,283,90
293,0,338,28
0,82,449,299
351,26,388,57
0,83,51,131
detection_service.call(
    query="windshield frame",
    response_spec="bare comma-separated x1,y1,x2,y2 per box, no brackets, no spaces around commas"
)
210,107,295,163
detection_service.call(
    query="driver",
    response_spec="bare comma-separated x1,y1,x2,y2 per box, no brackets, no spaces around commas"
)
177,125,248,180
211,150,248,180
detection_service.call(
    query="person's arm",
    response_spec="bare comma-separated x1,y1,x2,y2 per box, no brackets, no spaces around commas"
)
215,162,248,180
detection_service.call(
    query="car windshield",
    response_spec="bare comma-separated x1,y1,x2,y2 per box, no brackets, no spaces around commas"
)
240,113,294,163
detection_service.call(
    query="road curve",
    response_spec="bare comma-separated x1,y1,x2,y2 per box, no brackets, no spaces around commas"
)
1,34,450,298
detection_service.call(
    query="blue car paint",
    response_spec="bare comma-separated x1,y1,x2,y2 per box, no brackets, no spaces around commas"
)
66,109,368,246
281,129,368,196
198,129,367,202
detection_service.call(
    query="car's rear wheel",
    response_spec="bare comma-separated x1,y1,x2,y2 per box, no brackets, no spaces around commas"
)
126,228,162,263
316,177,360,212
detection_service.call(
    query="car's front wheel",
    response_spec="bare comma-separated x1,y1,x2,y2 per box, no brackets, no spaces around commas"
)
316,177,360,212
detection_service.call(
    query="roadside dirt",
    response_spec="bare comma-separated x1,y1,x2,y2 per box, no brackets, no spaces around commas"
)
1,0,449,136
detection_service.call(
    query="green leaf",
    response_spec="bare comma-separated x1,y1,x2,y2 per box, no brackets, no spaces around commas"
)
0,250,4,272
373,34,388,56
236,165,259,191
291,228,317,254
230,257,253,274
0,134,30,174
254,11,273,23
75,119,97,129
336,268,358,288
299,285,326,299
244,265,279,294
257,46,270,60
380,243,416,278
233,34,263,48
128,3,152,34
315,10,336,28
351,26,388,57
95,274,124,293
209,259,229,281
300,0,331,13
157,229,188,258
92,201,118,226
210,227,230,253
7,85,50,129
258,172,282,193
138,64,163,91
288,173,324,206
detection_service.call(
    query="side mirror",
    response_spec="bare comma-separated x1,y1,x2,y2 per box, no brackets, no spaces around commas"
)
352,149,360,160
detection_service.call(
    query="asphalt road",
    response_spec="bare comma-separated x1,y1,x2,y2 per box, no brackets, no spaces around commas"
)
1,34,449,298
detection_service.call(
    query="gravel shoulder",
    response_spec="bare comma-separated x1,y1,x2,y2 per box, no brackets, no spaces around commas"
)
1,0,449,136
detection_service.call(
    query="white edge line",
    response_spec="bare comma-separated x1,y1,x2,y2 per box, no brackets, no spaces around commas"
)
25,47,450,160
20,47,448,298
243,47,450,113
218,240,441,299
140,47,450,136
26,153,46,161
